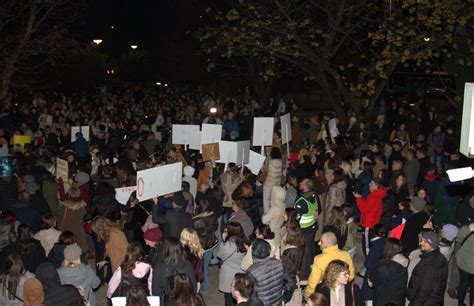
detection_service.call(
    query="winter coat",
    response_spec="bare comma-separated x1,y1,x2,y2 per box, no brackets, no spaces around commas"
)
356,188,387,229
192,212,218,250
406,248,448,306
184,246,204,282
85,193,121,222
107,262,152,299
264,159,283,187
58,264,101,306
315,283,364,306
0,240,46,274
216,238,246,293
357,169,373,198
284,186,298,208
262,186,286,244
58,200,87,252
248,257,284,306
362,237,385,300
400,211,429,254
152,257,196,303
30,193,52,217
42,179,60,219
152,207,193,239
36,262,84,306
325,180,347,224
0,272,34,306
105,227,129,272
34,228,62,257
455,224,474,274
123,201,152,245
343,218,357,252
304,245,355,299
281,245,304,276
370,254,408,306
417,156,431,185
229,209,254,239
403,159,420,192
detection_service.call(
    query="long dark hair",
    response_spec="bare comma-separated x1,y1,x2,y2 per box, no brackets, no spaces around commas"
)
17,224,36,256
121,242,146,278
329,167,345,186
160,238,184,266
284,207,299,228
380,238,405,262
225,222,249,253
327,207,348,235
126,285,150,306
171,273,203,306
256,224,275,240
0,254,25,300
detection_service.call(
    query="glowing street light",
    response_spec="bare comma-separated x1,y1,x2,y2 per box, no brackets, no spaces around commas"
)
92,39,103,46
210,107,217,114
130,45,138,50
156,82,162,86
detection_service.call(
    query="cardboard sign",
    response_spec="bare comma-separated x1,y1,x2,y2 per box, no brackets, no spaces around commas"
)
71,126,90,142
56,158,69,181
136,162,183,201
280,113,292,144
115,186,137,205
172,124,200,149
202,142,220,161
252,117,274,146
13,135,32,151
460,83,474,157
201,124,222,145
245,150,267,175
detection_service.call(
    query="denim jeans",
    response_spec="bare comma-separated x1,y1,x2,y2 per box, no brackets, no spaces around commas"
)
201,249,213,293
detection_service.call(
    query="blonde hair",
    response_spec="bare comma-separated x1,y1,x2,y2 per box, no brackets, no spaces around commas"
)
339,161,353,179
322,260,349,289
62,258,81,268
91,216,118,243
180,227,204,259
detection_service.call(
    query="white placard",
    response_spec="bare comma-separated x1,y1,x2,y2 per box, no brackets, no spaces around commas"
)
189,131,201,150
252,118,274,146
136,162,183,201
115,186,137,205
245,150,267,175
172,124,200,149
236,140,251,166
217,141,237,164
460,83,474,157
280,113,292,144
328,118,339,142
71,126,90,142
201,124,222,145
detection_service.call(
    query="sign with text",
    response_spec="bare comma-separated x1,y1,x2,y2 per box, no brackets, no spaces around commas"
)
56,158,69,181
115,186,137,205
136,162,183,201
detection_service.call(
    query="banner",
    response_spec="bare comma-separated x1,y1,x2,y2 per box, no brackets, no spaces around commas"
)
56,158,69,181
136,162,183,201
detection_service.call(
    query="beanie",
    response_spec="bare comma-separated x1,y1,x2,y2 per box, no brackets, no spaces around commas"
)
144,228,162,243
411,196,426,212
422,231,439,249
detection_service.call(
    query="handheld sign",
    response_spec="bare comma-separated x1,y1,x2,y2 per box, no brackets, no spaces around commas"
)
280,113,292,158
56,158,69,181
236,140,251,166
13,135,32,151
115,186,137,205
172,124,200,151
201,124,222,145
245,150,266,175
71,126,90,142
460,83,474,157
252,117,274,154
202,142,220,161
136,162,183,201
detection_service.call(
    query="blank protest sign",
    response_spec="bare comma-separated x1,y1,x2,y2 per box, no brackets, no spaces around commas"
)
280,113,292,144
172,124,200,148
460,83,474,157
245,150,266,175
252,117,274,146
201,124,222,145
71,126,90,142
136,162,183,201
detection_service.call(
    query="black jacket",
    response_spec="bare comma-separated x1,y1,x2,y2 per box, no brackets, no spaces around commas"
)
152,257,196,304
371,257,408,306
406,248,448,306
400,211,429,253
315,283,364,306
248,257,284,306
0,239,46,273
153,206,192,239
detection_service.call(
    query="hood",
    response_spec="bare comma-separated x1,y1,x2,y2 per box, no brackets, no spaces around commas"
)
57,265,92,284
372,188,387,199
61,200,86,210
36,262,61,289
271,186,286,206
130,262,152,278
392,253,409,268
332,180,347,189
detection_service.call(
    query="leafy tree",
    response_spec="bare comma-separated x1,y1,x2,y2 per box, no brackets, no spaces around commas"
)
0,0,79,101
197,0,474,119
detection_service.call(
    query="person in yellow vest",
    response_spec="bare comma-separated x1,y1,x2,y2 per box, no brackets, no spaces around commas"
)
304,232,355,299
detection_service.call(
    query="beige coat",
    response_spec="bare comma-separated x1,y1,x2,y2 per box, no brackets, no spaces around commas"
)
264,159,283,187
59,200,88,252
262,186,286,245
34,228,62,256
106,227,129,272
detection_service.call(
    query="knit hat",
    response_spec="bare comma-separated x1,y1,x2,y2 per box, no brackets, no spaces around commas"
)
25,182,39,194
74,171,90,185
422,231,439,249
23,277,44,306
144,228,162,243
183,165,195,177
64,244,82,261
171,191,186,207
411,196,426,212
442,224,459,242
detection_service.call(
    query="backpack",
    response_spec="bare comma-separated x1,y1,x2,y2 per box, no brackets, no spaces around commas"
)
163,261,185,303
138,205,159,232
112,270,150,298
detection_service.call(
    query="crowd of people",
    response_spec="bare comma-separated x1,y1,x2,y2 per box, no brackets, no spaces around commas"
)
0,85,472,306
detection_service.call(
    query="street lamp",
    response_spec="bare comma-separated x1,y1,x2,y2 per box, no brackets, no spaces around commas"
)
92,39,103,46
130,45,138,50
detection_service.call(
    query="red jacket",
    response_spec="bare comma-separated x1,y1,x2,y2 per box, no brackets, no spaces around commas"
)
356,188,386,228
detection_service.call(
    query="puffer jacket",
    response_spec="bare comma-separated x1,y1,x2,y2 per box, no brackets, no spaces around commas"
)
262,186,286,244
356,188,387,228
371,253,409,306
455,224,474,274
264,159,282,187
406,248,448,306
325,179,347,224
248,257,284,306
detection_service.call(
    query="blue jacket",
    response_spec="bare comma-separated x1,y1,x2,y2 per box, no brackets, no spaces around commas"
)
74,137,89,159
362,237,385,300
